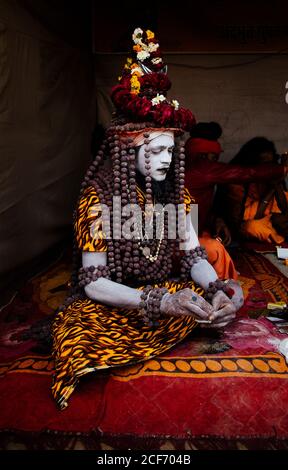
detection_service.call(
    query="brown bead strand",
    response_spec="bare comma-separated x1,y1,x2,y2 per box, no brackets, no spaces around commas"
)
176,139,186,244
141,210,173,283
143,133,153,208
102,171,116,280
87,173,116,281
89,138,116,281
120,136,137,281
120,140,129,207
114,240,123,283
121,125,144,280
132,240,141,277
180,246,208,281
173,241,181,269
173,142,181,205
78,265,111,288
111,135,122,243
204,279,234,302
107,240,116,275
90,176,112,242
122,240,133,275
164,213,173,274
166,203,177,241
127,138,137,206
80,139,107,196
138,286,169,327
90,172,111,240
178,140,186,204
112,134,121,198
120,140,130,251
162,167,175,206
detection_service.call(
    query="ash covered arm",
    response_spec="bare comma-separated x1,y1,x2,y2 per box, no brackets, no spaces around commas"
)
180,213,218,289
82,252,141,309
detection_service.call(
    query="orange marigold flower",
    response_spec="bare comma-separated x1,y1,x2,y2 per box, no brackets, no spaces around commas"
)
130,75,141,95
133,44,142,52
146,30,155,40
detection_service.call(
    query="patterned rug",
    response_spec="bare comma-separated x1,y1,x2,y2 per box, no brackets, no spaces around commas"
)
1,249,288,450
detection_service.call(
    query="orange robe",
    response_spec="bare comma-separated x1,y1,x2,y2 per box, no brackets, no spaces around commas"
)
227,183,288,244
200,232,238,281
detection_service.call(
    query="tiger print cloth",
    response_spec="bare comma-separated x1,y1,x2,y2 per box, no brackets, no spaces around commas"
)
52,185,201,409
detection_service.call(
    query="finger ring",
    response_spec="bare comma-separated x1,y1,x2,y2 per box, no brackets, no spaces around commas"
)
192,295,197,302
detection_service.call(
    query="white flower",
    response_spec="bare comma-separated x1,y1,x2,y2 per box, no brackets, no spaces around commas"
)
148,42,159,53
171,99,179,110
151,57,163,64
151,94,166,106
137,50,150,61
132,28,143,44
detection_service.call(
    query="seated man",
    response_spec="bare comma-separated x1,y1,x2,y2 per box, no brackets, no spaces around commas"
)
218,138,288,244
52,28,244,410
185,124,288,275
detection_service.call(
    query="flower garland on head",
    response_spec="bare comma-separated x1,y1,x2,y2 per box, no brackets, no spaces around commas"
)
132,28,162,69
112,28,196,132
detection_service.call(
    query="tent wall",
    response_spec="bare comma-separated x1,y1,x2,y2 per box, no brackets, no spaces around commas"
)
0,0,94,283
95,53,288,162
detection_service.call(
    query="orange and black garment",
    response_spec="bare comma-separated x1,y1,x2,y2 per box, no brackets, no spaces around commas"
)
52,185,201,409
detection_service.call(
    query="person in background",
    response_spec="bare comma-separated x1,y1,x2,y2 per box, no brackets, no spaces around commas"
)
185,123,287,277
218,138,288,244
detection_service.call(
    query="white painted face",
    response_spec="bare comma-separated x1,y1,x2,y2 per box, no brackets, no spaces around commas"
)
136,134,175,181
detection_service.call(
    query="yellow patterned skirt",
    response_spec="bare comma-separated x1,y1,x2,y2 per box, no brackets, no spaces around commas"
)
52,280,203,409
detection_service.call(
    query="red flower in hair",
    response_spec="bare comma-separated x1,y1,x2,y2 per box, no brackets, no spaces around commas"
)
140,73,171,94
137,97,153,117
110,35,196,133
153,102,174,126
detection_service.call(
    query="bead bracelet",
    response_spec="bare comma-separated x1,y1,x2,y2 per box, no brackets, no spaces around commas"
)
138,286,168,327
205,279,235,302
180,246,208,280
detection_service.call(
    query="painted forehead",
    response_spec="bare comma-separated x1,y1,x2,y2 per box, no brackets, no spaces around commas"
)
122,130,175,148
148,134,174,146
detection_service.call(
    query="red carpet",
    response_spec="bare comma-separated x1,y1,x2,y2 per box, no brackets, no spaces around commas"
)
1,250,288,449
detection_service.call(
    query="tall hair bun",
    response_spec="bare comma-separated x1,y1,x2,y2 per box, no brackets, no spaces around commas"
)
110,27,196,132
